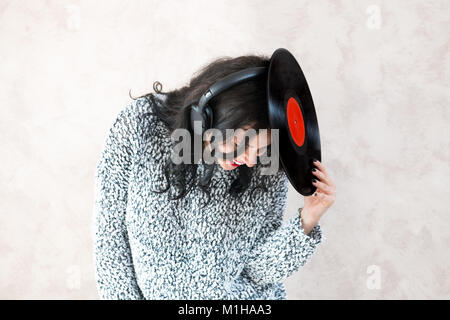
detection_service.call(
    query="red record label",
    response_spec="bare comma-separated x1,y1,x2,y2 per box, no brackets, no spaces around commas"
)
286,97,305,147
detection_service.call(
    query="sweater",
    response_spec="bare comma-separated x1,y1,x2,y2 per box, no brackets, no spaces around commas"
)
92,92,324,300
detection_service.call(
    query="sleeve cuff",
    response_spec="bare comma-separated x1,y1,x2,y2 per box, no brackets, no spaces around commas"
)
289,208,323,247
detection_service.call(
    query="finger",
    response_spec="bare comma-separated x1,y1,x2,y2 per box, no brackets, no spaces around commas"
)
312,179,332,194
313,190,328,200
312,168,333,187
313,170,336,190
314,190,334,205
313,161,335,188
313,160,328,176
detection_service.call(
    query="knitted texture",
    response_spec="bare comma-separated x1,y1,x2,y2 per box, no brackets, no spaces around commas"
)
92,93,324,300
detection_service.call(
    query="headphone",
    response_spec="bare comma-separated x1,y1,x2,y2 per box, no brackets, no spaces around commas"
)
189,66,267,136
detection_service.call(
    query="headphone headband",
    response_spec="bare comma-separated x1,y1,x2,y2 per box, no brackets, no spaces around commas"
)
191,66,267,136
198,67,267,110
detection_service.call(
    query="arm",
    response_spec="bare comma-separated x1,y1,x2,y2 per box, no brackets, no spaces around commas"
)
241,171,323,288
299,207,319,236
92,104,144,300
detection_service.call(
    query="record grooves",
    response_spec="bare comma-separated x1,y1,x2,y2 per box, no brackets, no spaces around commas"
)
267,48,321,196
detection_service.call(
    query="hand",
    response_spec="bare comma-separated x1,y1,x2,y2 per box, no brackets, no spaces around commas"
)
302,159,336,224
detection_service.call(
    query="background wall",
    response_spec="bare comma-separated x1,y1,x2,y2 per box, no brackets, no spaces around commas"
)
0,0,448,299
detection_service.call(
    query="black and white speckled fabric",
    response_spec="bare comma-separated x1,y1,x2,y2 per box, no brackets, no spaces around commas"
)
92,93,324,300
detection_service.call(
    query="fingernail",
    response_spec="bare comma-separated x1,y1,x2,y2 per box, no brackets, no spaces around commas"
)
312,168,317,172
312,178,317,182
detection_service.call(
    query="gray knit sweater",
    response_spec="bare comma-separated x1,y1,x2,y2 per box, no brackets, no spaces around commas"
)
92,93,324,300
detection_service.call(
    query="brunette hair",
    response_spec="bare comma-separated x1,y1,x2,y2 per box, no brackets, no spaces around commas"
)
130,54,280,207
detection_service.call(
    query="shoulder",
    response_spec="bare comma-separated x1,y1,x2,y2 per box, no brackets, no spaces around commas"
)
266,168,289,195
249,164,289,205
117,93,169,135
114,93,166,131
254,163,289,193
123,93,173,160
100,93,172,164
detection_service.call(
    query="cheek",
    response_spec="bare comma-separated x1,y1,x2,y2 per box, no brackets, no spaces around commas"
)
248,150,258,160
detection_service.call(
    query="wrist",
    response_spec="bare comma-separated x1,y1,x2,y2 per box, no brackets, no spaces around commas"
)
300,207,319,223
299,208,319,234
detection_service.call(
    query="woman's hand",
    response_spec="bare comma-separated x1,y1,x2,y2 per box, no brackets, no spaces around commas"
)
301,159,336,230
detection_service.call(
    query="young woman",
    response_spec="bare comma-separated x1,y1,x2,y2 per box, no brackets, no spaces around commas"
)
92,54,336,300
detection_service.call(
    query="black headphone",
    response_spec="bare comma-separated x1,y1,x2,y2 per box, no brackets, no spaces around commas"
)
189,66,267,136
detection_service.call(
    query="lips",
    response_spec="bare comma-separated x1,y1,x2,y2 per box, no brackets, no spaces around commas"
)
230,160,243,167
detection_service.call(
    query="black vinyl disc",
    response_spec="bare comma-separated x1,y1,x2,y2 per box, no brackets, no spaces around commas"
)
267,48,321,196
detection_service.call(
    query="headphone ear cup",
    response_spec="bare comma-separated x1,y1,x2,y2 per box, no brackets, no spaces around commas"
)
203,104,214,131
190,104,205,136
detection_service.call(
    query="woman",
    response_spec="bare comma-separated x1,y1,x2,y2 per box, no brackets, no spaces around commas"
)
92,54,336,300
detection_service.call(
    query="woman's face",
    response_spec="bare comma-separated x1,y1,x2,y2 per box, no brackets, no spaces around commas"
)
205,125,271,171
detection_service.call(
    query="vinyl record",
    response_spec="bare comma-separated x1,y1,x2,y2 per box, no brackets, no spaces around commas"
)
267,48,321,196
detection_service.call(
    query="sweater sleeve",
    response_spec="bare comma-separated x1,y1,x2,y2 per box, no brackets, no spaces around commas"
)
240,171,324,287
92,104,144,300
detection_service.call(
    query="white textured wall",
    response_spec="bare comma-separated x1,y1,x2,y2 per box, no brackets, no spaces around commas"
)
0,0,448,299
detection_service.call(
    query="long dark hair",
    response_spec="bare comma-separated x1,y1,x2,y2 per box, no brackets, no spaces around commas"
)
130,54,281,208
